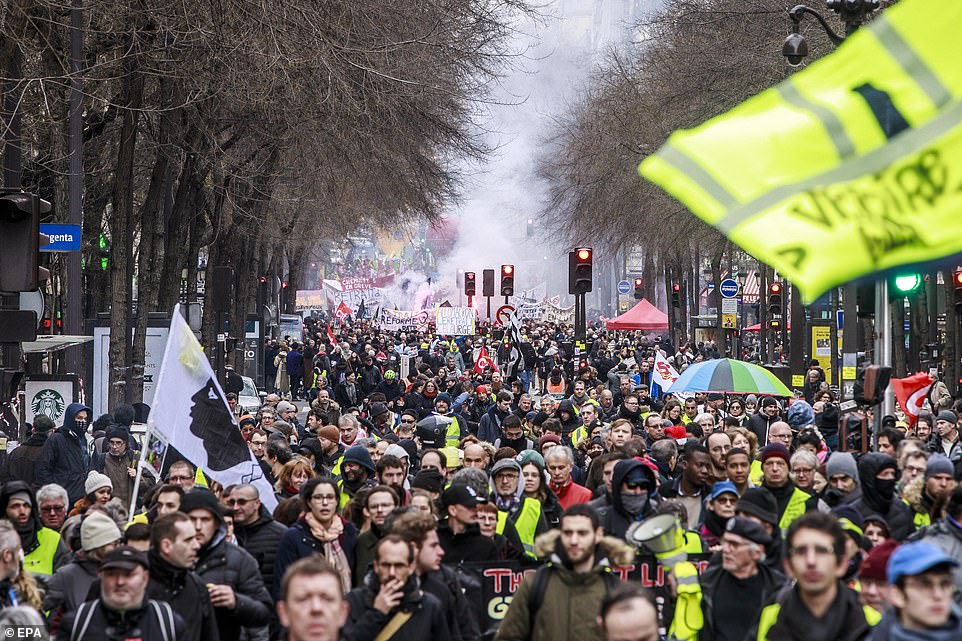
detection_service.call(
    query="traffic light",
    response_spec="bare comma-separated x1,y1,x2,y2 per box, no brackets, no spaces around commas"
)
634,277,644,300
98,234,110,270
954,271,962,312
482,269,495,297
500,265,514,297
767,282,783,317
568,247,593,295
464,271,476,296
890,272,922,299
671,283,680,307
0,191,51,291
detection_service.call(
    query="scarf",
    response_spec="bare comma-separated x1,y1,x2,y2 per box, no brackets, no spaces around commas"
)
304,513,351,593
495,494,520,513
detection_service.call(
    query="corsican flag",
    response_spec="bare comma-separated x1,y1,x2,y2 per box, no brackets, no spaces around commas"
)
640,0,962,302
148,305,277,510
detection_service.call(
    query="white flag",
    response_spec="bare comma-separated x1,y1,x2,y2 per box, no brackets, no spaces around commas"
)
652,351,680,393
148,305,277,510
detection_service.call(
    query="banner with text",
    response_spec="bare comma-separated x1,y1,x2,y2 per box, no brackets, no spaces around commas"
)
295,290,325,310
436,306,476,336
540,299,575,324
378,309,431,332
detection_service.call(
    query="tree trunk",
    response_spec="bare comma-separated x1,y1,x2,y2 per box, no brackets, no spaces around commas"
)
943,273,958,396
891,298,907,378
107,44,144,409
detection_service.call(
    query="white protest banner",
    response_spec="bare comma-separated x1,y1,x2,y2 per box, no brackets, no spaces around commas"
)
436,306,476,336
326,287,383,310
540,299,574,324
379,309,431,332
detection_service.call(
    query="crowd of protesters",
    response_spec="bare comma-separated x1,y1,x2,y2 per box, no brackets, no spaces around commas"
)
0,315,960,641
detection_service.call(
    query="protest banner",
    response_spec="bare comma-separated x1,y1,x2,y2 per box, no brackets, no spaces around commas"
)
378,308,431,332
436,306,476,336
295,289,325,310
540,298,575,324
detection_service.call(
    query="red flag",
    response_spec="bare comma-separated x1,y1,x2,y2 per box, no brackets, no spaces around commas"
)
326,325,337,348
473,347,498,374
334,301,352,324
890,372,934,426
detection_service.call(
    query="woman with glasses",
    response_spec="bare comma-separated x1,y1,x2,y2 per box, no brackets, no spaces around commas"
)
272,477,357,599
727,400,749,427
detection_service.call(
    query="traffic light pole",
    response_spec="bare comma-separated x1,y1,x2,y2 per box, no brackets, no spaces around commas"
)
874,279,893,434
2,50,24,412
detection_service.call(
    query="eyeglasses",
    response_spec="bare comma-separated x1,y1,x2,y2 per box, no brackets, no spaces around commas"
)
713,496,737,505
400,419,415,424
226,498,254,506
40,505,65,513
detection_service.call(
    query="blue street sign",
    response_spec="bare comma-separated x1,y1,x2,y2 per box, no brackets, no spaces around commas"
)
40,224,81,252
837,310,843,330
617,280,631,295
719,278,740,298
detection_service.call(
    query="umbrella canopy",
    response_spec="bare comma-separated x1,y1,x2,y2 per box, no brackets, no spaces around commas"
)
667,358,791,396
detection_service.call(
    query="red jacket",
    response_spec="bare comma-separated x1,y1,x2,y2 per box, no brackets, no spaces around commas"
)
550,478,593,509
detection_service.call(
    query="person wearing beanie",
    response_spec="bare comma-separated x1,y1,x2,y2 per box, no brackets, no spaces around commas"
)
0,481,69,577
735,487,785,570
748,397,781,447
538,432,561,454
66,471,113,519
823,451,861,508
857,538,898,614
758,443,815,533
43,511,123,625
845,453,915,541
933,409,962,462
411,468,445,497
336,445,377,509
181,489,272,641
90,423,151,513
901,454,956,529
430,392,466,447
786,400,815,432
315,424,345,470
489,458,548,557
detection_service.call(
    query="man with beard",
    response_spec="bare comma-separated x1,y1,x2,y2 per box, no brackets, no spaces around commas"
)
37,403,92,506
494,415,535,452
0,481,69,576
902,454,956,528
229,484,287,596
849,453,915,541
495,504,634,641
479,392,514,443
707,431,732,483
344,534,452,641
182,489,272,641
376,455,409,505
748,398,781,447
662,443,713,529
91,425,152,511
337,445,378,510
670,517,784,641
749,512,880,641
599,459,660,539
758,444,816,533
352,485,401,587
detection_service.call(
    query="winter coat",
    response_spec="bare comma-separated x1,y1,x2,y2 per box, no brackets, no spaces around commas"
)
493,529,634,641
274,352,290,393
272,515,358,599
56,599,188,641
914,517,962,601
686,561,786,640
867,606,962,641
286,349,304,378
37,403,92,505
344,574,452,641
146,549,220,641
422,566,482,641
478,405,509,443
233,505,288,594
91,448,151,512
436,520,499,564
748,412,778,447
194,530,272,641
597,459,660,539
1,431,47,487
44,555,101,633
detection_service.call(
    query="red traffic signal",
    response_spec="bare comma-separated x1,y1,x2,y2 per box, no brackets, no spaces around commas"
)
954,271,962,287
577,248,591,261
500,265,515,297
569,248,593,295
633,278,644,300
281,280,288,289
464,271,476,296
671,283,681,307
769,282,782,294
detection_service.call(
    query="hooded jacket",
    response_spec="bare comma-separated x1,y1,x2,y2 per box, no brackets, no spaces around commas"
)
191,504,272,641
597,459,659,539
493,529,634,641
1,429,47,487
0,480,69,575
849,453,915,541
555,400,583,437
344,572,452,641
478,403,511,443
43,552,101,634
37,403,92,505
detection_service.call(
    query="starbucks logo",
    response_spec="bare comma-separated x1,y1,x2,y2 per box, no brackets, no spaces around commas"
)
32,389,66,422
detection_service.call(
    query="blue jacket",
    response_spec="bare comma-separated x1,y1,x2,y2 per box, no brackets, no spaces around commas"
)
286,349,304,377
272,516,358,600
37,403,91,505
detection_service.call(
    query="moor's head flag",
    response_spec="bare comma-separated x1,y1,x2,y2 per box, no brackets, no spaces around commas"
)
639,0,962,302
148,305,277,510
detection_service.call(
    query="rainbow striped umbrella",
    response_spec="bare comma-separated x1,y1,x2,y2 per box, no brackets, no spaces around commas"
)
667,358,791,396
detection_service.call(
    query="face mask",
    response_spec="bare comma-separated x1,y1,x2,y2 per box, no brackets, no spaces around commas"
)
73,419,88,433
621,492,649,516
874,477,896,502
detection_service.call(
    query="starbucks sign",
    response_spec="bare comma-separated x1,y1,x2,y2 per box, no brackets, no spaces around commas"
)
24,377,79,428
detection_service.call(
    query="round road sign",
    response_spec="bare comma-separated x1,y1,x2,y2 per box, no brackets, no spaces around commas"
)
719,279,740,298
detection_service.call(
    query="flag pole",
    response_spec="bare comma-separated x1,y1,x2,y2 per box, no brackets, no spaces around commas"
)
129,419,153,519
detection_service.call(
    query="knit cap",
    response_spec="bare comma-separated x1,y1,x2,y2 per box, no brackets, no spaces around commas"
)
85,470,113,496
826,452,859,484
81,512,122,552
925,454,955,480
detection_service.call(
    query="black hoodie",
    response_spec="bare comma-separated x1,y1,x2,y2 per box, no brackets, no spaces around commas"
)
37,403,92,505
850,453,915,540
0,480,69,574
599,459,658,539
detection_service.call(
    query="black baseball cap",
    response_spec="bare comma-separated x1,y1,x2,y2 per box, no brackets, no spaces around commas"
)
100,545,149,571
442,484,487,508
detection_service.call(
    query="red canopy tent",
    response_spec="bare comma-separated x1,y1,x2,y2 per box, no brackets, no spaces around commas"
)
605,299,669,331
743,322,791,331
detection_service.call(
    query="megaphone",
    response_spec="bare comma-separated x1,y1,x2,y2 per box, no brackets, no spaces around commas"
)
626,514,687,567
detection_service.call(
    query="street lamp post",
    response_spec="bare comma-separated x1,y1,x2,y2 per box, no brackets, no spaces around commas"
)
737,270,748,360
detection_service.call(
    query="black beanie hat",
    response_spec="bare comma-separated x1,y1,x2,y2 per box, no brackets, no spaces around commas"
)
736,487,779,526
179,488,224,524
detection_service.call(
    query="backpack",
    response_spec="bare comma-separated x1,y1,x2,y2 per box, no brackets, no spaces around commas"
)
70,599,177,641
526,564,620,623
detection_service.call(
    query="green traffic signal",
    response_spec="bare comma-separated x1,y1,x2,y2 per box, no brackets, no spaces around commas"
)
892,273,922,294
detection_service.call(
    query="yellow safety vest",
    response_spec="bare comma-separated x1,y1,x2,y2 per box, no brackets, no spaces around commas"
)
640,0,962,303
496,498,542,558
668,561,704,641
755,601,881,641
778,487,811,532
445,417,462,448
569,426,587,448
24,528,60,576
903,498,931,528
749,459,764,486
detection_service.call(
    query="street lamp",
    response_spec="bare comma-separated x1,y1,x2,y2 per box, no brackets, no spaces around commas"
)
782,0,881,66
